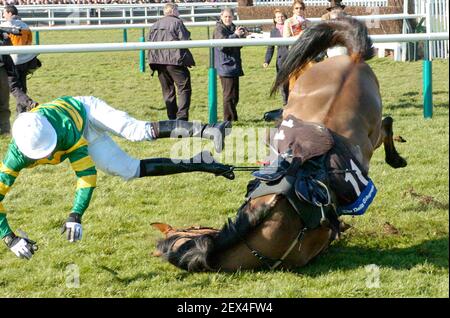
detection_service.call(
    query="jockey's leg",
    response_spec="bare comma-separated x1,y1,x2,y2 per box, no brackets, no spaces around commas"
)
87,134,141,180
87,134,234,181
139,151,235,180
149,120,232,153
78,96,231,153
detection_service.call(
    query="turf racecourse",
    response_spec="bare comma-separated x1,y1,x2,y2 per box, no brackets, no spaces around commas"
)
0,28,448,298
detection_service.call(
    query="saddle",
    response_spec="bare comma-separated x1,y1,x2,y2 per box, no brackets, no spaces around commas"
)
247,115,377,229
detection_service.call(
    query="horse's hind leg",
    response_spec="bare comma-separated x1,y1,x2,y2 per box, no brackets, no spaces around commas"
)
382,116,407,168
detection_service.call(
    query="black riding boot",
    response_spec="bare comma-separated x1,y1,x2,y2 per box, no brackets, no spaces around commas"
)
149,120,231,153
263,108,283,122
139,151,235,180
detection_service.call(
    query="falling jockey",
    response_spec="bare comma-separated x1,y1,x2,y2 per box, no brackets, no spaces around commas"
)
0,95,233,260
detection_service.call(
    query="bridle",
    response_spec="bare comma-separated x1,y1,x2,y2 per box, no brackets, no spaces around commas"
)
241,225,309,270
225,190,309,270
239,178,338,271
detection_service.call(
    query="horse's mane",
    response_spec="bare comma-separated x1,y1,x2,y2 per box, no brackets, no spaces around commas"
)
212,199,276,253
156,233,216,271
271,17,375,96
156,196,277,271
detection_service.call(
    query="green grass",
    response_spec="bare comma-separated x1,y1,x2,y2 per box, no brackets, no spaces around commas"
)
0,28,448,298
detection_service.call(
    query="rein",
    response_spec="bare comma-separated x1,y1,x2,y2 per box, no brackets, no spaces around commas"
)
231,166,261,172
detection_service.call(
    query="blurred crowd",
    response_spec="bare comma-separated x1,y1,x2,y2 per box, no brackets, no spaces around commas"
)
1,0,232,5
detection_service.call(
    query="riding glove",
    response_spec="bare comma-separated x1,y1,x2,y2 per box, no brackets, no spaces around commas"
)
61,213,83,242
3,233,38,260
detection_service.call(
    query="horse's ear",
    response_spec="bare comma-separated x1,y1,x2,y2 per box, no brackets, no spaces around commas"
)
151,222,173,235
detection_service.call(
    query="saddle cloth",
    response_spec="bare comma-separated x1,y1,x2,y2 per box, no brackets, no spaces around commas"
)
248,115,377,228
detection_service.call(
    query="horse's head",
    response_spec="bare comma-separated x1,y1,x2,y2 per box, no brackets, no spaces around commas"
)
151,222,219,259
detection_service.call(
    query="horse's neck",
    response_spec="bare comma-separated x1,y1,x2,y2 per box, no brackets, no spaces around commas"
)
213,196,299,271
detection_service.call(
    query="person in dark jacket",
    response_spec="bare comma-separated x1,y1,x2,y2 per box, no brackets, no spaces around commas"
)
263,9,289,106
2,5,41,114
0,55,10,135
147,2,195,121
1,28,37,135
213,8,247,122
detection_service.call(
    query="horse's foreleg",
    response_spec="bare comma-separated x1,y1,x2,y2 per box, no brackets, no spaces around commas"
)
382,116,407,168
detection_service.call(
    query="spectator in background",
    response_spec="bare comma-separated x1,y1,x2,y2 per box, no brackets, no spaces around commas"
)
283,0,309,38
1,5,40,114
321,0,349,57
263,9,289,107
1,25,36,134
0,55,10,135
147,2,195,121
321,0,348,21
213,7,247,122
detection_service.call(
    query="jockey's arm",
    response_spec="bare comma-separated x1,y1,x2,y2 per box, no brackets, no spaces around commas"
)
0,144,28,239
67,142,97,219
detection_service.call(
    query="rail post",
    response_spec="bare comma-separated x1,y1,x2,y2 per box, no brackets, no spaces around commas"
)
34,31,40,45
123,29,128,43
208,47,217,125
140,28,146,73
423,0,433,118
423,57,433,119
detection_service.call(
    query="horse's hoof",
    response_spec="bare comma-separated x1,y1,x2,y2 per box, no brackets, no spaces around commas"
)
386,155,407,168
393,135,407,143
263,108,283,122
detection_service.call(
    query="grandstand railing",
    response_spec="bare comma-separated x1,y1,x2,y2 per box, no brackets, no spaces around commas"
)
1,2,239,25
1,12,226,24
24,13,426,31
414,0,448,59
8,2,239,10
253,0,389,6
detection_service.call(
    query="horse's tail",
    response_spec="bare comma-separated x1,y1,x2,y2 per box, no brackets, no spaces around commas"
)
156,199,275,271
271,17,374,95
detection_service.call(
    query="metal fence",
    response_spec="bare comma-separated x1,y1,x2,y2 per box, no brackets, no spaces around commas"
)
1,2,239,26
414,0,448,59
253,0,389,6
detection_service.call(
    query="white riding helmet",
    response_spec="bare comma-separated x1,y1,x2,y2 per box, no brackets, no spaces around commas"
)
12,112,57,159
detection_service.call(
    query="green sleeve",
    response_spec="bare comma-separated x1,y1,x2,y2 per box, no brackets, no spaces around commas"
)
0,142,29,238
0,214,12,239
67,144,97,217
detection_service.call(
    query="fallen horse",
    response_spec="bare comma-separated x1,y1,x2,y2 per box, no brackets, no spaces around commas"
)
152,17,407,271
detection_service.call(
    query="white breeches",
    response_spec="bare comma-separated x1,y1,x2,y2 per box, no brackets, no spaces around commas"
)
87,134,140,180
74,96,151,180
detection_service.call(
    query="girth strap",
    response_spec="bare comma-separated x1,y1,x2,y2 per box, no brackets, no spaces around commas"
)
269,227,307,270
243,226,307,270
225,215,290,270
